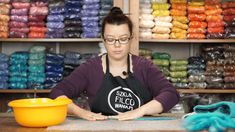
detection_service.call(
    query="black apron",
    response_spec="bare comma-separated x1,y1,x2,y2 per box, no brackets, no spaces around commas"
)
91,54,152,115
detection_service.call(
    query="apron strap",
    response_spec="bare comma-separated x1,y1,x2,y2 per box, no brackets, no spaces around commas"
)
106,54,131,74
106,54,110,73
127,54,131,74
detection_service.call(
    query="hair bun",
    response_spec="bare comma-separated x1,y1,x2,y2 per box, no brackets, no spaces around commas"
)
110,7,123,15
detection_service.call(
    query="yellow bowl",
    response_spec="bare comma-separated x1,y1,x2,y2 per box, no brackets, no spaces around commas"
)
8,98,72,127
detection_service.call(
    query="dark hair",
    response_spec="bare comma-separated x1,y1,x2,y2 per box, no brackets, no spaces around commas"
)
101,7,133,38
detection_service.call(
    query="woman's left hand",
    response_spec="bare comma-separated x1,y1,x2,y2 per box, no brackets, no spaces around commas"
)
108,100,163,121
109,108,145,121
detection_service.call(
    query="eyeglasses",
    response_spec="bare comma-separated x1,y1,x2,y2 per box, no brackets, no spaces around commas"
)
104,36,132,45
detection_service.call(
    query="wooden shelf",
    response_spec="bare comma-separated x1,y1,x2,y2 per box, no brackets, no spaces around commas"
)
0,38,103,42
177,89,235,94
1,89,235,94
0,89,51,93
140,39,235,43
1,38,234,43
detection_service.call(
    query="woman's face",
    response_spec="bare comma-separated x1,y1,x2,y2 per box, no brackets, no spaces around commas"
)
103,23,132,60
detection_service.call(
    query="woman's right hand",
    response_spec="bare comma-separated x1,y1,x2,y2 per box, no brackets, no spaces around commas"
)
57,96,107,121
68,101,107,121
76,108,108,121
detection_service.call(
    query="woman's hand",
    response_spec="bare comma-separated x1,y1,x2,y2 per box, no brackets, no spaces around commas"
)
109,108,145,121
108,100,164,121
77,108,108,121
61,95,107,121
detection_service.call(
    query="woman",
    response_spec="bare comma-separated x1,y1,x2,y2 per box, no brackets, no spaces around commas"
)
50,7,179,121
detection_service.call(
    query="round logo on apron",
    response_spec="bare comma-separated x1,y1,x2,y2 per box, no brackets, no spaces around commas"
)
108,86,141,113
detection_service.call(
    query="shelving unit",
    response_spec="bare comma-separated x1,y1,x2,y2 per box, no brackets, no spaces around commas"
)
1,89,235,94
135,0,235,94
177,89,235,94
0,38,103,53
0,0,127,112
140,39,235,43
2,38,234,43
0,89,51,94
0,38,103,43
